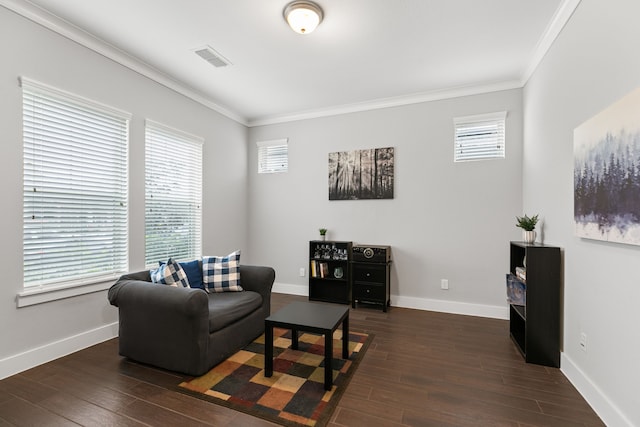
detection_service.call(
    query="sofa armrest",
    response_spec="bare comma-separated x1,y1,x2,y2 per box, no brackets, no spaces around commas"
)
108,272,210,374
239,265,275,315
108,272,208,316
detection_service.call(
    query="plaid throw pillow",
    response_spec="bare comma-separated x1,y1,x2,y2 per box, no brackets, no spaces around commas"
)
158,259,205,292
202,250,243,292
150,258,190,288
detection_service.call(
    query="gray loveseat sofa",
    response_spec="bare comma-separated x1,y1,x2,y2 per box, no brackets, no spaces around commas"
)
108,265,275,376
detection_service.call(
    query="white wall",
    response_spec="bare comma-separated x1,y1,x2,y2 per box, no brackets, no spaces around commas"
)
248,89,523,318
0,6,248,377
523,0,640,425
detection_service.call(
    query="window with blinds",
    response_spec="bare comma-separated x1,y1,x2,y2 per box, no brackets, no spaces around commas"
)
22,78,130,288
454,112,506,162
257,139,288,173
145,121,202,266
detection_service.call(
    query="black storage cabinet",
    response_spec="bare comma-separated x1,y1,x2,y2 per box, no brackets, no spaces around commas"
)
351,245,392,312
508,241,561,367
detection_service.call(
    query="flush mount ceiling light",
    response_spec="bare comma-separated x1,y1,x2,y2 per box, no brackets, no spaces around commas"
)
283,1,323,34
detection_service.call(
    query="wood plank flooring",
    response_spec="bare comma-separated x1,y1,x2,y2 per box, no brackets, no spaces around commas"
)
0,293,604,426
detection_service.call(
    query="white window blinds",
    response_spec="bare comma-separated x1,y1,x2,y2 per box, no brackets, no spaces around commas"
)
454,112,506,162
257,139,288,173
22,78,130,288
145,121,202,266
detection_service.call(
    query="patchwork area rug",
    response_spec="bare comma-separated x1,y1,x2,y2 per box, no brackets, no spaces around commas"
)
178,328,372,427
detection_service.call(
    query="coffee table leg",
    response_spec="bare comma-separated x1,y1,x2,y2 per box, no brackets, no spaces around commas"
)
265,322,273,377
291,328,298,350
324,331,332,390
342,314,349,359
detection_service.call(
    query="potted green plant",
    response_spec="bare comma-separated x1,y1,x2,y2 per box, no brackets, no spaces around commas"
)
516,214,539,243
319,228,327,241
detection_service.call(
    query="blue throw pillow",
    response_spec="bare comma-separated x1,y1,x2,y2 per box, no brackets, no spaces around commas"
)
179,259,204,290
202,250,243,292
150,258,190,288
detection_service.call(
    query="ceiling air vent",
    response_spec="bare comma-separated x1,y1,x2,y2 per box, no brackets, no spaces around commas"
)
194,46,231,68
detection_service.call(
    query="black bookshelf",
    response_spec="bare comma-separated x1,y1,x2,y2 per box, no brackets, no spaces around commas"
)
308,240,352,304
509,241,561,367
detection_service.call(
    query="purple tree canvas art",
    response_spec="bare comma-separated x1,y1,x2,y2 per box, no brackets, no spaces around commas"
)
328,147,394,200
574,87,640,245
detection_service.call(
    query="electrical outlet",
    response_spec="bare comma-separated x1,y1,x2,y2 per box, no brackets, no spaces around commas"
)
441,279,449,290
580,332,587,352
299,267,305,277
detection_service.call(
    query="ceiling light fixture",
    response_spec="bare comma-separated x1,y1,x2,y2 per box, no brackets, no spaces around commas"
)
283,1,323,35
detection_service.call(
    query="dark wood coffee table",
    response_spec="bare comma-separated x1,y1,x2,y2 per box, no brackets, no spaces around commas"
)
264,301,349,390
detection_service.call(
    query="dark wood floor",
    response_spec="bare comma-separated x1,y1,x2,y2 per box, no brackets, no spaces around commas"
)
0,293,604,426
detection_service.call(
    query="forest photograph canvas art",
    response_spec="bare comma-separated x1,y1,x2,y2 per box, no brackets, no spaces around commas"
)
574,87,640,245
328,147,394,200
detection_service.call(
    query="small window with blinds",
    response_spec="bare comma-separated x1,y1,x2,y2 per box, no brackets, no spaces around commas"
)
145,121,202,267
21,78,130,288
257,139,288,173
453,112,506,162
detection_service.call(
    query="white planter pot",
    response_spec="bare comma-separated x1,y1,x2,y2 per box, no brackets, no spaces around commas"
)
523,230,536,244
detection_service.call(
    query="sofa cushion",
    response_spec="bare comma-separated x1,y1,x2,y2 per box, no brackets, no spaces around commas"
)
203,250,243,292
150,258,190,287
207,291,262,333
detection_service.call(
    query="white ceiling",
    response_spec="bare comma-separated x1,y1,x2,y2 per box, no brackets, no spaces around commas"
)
7,0,579,126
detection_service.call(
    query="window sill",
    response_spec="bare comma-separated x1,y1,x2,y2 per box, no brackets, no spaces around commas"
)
16,276,118,308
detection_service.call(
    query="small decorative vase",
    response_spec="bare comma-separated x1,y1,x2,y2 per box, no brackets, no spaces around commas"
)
523,230,536,244
320,234,326,241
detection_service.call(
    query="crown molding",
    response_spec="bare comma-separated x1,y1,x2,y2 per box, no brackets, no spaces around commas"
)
248,80,522,127
0,0,248,126
3,0,580,128
251,0,582,127
521,0,582,85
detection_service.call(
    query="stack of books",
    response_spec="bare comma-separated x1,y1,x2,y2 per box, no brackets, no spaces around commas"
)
310,261,329,278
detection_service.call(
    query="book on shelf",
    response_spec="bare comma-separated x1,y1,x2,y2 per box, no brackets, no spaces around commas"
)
515,266,526,281
319,262,329,278
310,260,317,278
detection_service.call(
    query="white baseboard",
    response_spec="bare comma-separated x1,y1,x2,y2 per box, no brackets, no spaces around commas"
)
0,322,119,380
272,282,508,320
392,294,509,319
561,353,633,427
272,282,308,296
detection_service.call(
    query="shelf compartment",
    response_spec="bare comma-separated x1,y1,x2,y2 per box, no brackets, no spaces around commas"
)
511,304,526,320
510,304,526,356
